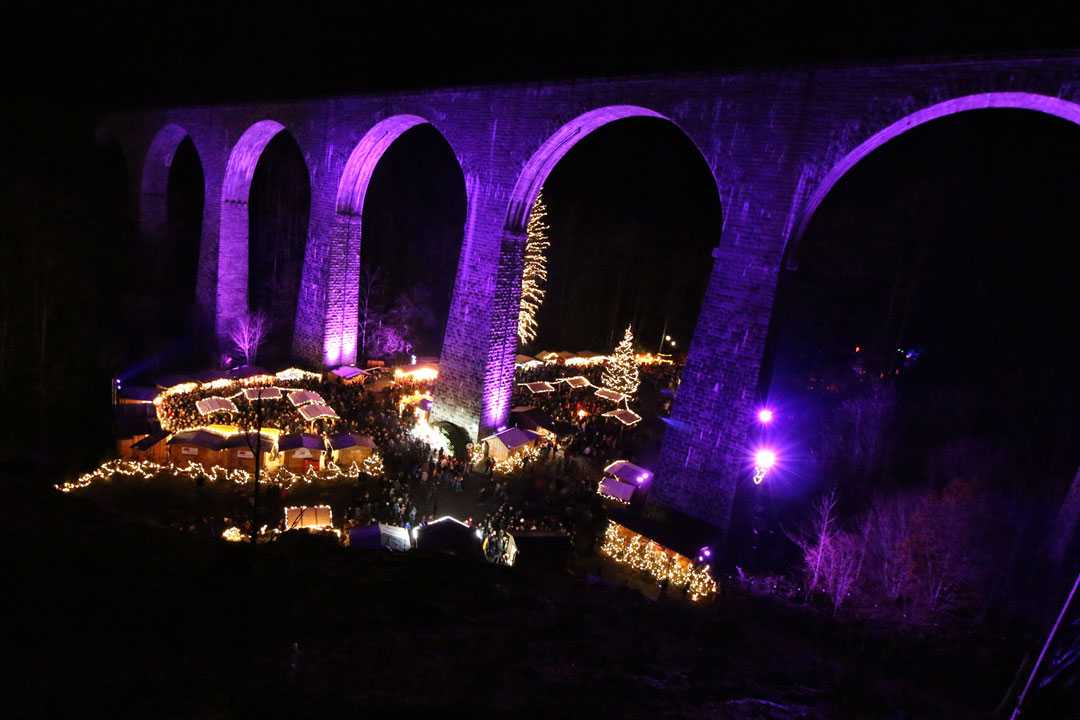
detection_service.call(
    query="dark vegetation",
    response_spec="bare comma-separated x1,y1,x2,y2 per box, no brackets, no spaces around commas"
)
8,474,1069,719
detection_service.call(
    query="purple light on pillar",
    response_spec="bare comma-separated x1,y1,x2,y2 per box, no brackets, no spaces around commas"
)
323,335,342,367
756,407,774,425
322,115,432,368
217,119,287,341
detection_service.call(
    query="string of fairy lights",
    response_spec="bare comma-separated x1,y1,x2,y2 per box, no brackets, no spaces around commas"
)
517,190,550,346
600,521,718,602
54,454,384,494
600,324,642,399
156,369,328,434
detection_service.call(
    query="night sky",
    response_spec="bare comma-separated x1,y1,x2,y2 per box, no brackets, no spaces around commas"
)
536,118,719,354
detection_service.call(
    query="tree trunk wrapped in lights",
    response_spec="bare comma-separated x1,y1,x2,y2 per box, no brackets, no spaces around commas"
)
517,191,550,346
601,324,641,399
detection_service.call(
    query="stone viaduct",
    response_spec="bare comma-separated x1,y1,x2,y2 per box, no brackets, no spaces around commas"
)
100,53,1080,531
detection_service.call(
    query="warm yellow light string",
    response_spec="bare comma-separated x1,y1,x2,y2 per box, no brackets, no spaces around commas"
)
599,521,717,601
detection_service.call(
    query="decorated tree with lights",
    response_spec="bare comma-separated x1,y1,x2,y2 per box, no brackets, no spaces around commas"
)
517,190,550,346
602,324,640,399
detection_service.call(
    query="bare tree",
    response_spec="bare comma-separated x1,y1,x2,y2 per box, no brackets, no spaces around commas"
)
357,266,384,361
230,311,270,366
788,489,864,613
789,489,839,600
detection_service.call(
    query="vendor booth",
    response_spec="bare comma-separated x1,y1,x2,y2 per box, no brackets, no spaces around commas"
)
278,433,326,472
510,406,557,438
603,408,642,427
221,432,278,472
520,381,555,395
167,429,229,468
414,516,484,560
329,365,369,385
598,460,653,506
120,429,169,463
285,505,333,530
481,427,542,463
594,388,627,403
328,432,376,465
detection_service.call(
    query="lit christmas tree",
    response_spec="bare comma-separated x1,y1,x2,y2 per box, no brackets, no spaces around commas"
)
517,190,550,346
602,324,640,399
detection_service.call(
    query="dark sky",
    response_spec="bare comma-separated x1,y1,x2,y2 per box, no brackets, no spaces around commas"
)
6,1,1077,110
535,118,719,354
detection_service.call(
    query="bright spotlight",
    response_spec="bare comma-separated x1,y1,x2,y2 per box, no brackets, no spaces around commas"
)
753,448,777,484
756,408,774,425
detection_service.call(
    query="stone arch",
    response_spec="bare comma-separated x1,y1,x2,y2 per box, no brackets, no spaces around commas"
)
322,114,462,366
216,119,307,342
504,105,670,235
788,92,1080,265
140,124,201,244
475,104,722,436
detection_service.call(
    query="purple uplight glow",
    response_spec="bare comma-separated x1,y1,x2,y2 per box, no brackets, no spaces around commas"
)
756,407,774,425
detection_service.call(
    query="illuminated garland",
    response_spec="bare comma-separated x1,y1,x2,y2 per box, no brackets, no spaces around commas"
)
634,352,674,366
467,442,486,468
564,355,608,367
55,455,384,494
600,521,717,602
492,443,543,474
393,366,438,382
154,369,328,434
517,190,550,346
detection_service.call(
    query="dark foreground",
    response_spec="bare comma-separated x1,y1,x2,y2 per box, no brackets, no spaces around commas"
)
3,474,1059,719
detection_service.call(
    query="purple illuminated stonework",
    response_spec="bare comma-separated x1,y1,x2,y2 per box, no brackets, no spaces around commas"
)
107,55,1080,531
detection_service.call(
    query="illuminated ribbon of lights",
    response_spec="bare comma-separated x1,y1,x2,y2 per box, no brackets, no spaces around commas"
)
517,190,550,346
491,443,543,474
55,455,384,494
600,521,717,602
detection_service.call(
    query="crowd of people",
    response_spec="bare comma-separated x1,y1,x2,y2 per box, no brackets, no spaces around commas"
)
131,355,686,563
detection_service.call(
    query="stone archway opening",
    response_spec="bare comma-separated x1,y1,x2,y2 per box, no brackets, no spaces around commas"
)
322,116,466,369
217,120,310,365
758,103,1080,578
474,106,722,459
163,136,204,337
357,124,466,362
247,130,311,361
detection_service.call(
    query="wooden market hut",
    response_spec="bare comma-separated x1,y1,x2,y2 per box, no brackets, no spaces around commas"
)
510,406,557,438
220,432,279,472
481,427,542,463
327,432,376,465
598,460,653,507
166,429,230,469
278,433,326,472
122,429,170,463
329,365,369,385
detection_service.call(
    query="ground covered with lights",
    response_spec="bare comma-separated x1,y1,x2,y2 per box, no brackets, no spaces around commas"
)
7,473,1043,719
